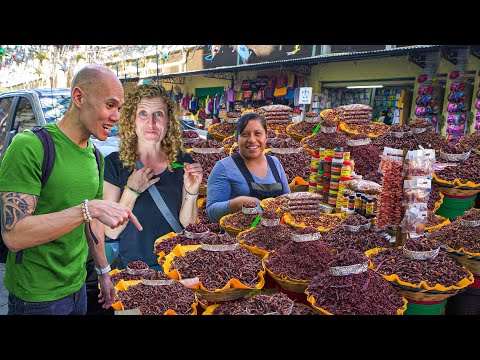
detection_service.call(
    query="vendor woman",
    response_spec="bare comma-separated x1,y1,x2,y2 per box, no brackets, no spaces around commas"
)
206,112,290,223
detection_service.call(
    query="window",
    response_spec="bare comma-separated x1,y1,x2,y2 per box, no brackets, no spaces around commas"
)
0,97,14,153
14,97,37,134
39,93,71,123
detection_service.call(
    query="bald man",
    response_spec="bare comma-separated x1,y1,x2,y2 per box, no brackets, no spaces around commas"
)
0,64,142,315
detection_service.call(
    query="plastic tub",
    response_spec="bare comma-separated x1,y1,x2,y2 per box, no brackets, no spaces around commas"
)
404,299,447,315
436,193,477,219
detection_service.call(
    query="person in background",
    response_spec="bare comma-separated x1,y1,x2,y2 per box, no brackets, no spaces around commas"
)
383,109,393,125
377,109,393,125
0,64,141,315
206,112,290,223
377,110,387,124
103,84,203,270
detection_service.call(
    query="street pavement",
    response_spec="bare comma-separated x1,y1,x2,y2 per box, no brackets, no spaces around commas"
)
0,263,7,314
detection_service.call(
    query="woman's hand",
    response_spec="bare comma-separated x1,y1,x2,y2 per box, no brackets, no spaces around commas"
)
183,162,203,195
229,196,260,213
127,168,159,194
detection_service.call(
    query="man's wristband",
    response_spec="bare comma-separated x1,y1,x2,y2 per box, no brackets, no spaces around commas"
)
95,264,111,275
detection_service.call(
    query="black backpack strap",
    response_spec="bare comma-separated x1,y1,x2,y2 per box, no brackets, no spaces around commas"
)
92,143,102,175
31,126,55,188
88,143,103,245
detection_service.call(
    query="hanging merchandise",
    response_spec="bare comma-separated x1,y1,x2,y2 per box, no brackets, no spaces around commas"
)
417,74,429,83
273,86,287,98
474,72,480,132
277,71,287,88
243,90,252,100
226,87,235,103
445,72,468,142
284,88,296,100
287,73,295,87
215,93,222,113
189,95,197,112
182,94,190,109
257,89,264,100
412,73,441,133
205,96,212,115
241,80,251,91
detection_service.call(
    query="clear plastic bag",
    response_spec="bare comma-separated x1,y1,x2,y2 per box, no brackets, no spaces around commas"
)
400,204,428,235
403,177,431,204
403,149,435,177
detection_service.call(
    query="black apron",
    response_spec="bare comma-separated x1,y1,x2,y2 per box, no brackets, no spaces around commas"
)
232,152,285,200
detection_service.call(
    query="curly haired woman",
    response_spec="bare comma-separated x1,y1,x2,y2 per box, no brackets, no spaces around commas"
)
103,84,203,270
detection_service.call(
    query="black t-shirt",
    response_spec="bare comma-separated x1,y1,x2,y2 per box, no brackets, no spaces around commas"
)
104,151,193,269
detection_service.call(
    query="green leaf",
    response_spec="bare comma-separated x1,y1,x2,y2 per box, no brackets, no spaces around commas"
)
250,215,261,228
312,123,322,135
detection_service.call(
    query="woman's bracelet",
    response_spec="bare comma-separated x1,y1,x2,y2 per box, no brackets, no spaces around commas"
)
124,185,141,196
81,199,93,222
185,188,199,196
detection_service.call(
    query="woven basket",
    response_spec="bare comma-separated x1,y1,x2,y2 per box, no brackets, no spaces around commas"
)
222,135,236,150
366,247,475,295
286,123,307,143
394,286,458,302
163,244,266,302
266,267,309,294
112,278,200,315
320,109,339,122
219,213,244,238
338,121,387,138
222,226,242,238
305,292,408,315
153,231,179,264
445,252,480,276
195,287,254,302
259,198,275,211
432,174,480,196
208,123,232,142
283,212,344,232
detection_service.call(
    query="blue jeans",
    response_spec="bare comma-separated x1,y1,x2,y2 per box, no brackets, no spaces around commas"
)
7,283,87,315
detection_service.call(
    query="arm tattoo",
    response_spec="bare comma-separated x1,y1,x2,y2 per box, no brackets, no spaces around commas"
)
0,192,37,233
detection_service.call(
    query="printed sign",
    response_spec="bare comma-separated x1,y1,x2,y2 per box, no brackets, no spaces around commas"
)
298,87,313,105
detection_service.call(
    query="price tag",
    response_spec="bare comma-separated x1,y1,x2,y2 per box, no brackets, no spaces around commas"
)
312,123,322,134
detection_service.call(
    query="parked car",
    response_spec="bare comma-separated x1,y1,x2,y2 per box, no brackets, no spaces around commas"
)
0,88,207,161
0,87,207,314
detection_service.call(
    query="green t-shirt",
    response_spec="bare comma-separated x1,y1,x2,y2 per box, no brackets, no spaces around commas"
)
0,123,104,302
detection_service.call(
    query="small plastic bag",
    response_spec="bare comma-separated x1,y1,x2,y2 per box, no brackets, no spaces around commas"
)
400,203,428,235
403,177,431,204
